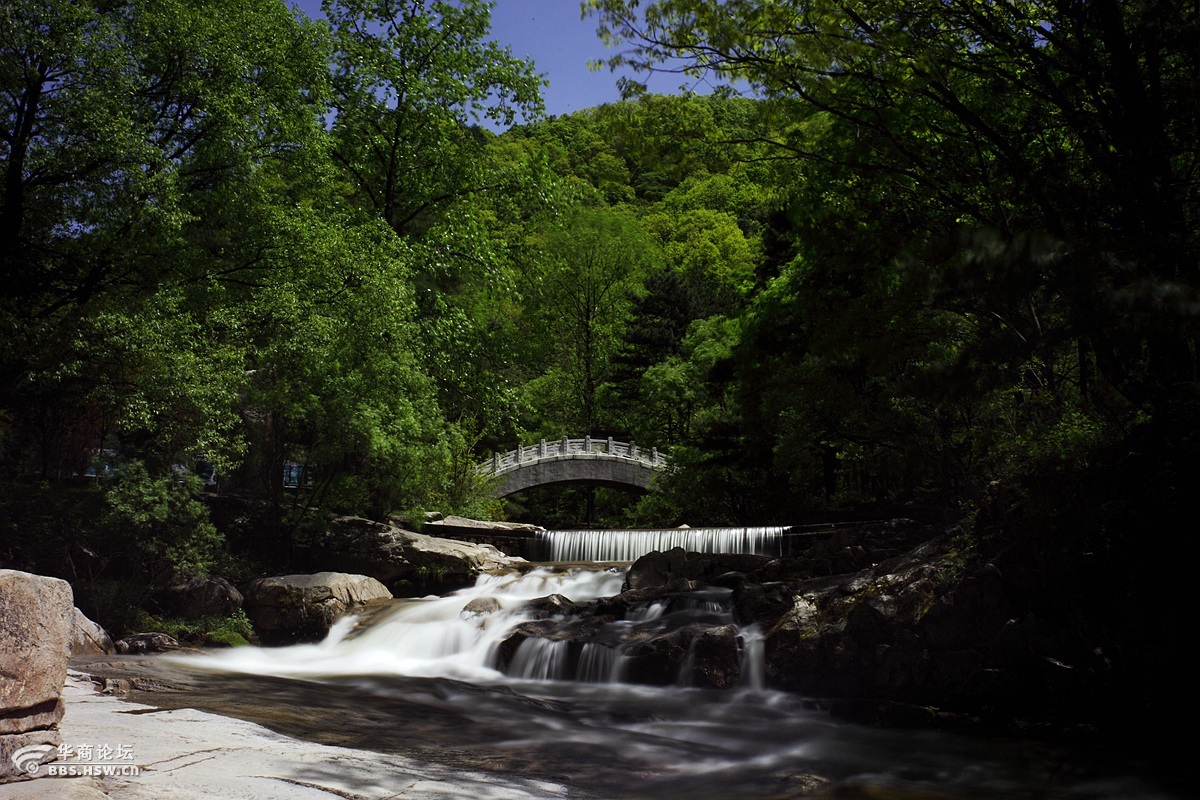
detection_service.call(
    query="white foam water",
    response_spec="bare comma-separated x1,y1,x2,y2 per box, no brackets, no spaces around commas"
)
536,526,787,561
178,567,626,683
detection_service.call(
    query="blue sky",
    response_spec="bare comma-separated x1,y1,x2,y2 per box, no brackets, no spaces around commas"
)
292,0,717,122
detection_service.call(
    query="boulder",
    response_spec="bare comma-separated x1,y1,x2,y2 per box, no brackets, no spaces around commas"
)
242,572,392,644
686,625,745,689
0,570,73,783
70,608,115,656
623,548,771,593
520,594,578,619
315,516,519,592
620,625,706,686
154,575,243,619
462,597,501,615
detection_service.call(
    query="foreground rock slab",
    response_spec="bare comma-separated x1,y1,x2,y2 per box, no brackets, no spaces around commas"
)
0,675,569,800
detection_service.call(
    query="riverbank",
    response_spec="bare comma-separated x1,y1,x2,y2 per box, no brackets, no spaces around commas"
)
0,673,570,800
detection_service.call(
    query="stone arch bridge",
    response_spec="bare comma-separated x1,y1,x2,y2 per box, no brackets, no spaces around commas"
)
479,437,670,498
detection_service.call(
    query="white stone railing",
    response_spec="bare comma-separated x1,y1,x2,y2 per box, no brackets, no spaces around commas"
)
479,437,668,475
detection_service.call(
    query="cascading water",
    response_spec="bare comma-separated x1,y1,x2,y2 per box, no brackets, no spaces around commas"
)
185,566,758,689
535,525,788,561
163,551,1179,799
185,567,628,683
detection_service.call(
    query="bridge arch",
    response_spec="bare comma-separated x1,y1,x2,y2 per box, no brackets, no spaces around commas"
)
479,437,669,498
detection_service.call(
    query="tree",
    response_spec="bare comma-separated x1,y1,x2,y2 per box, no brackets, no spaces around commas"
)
325,0,544,236
0,0,330,476
527,207,658,433
324,0,551,442
586,0,1200,410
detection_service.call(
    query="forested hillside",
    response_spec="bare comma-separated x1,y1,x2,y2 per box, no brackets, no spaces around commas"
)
2,0,1196,601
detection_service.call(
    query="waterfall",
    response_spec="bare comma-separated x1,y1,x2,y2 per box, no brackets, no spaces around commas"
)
535,526,788,561
740,625,766,691
576,643,619,682
509,638,570,680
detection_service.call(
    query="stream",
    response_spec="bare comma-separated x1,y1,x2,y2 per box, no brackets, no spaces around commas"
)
114,559,1183,800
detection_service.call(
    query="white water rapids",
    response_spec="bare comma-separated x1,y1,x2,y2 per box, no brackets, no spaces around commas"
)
182,566,767,692
182,567,634,682
165,562,1179,799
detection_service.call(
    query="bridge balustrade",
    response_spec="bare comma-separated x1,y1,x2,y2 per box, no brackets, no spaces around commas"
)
482,438,666,476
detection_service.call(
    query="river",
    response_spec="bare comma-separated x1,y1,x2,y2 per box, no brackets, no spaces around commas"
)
129,554,1183,800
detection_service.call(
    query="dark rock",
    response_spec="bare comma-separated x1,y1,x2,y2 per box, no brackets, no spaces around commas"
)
624,548,771,593
621,627,697,685
732,581,793,627
115,632,180,655
686,625,744,689
155,575,243,619
521,594,578,619
917,563,1010,650
844,593,899,648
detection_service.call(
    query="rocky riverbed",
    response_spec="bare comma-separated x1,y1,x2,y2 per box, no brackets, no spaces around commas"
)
3,516,1186,798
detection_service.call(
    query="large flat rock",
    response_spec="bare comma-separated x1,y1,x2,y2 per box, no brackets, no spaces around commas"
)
316,517,522,588
0,675,569,800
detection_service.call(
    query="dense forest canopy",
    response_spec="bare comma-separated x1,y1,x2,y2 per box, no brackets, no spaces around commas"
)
2,0,1196,571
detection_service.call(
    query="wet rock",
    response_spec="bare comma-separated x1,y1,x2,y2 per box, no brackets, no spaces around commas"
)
495,615,614,675
154,575,243,619
624,548,771,593
243,572,392,644
1,570,73,782
71,607,115,656
731,581,793,627
686,625,745,689
521,594,578,619
621,627,698,685
462,597,501,615
114,632,180,655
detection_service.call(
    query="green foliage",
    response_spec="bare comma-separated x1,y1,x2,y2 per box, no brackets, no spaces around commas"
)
326,0,543,235
103,463,224,580
523,206,659,433
4,0,1192,542
131,609,256,647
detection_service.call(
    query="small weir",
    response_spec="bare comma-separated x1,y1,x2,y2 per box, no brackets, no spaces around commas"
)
533,525,788,561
